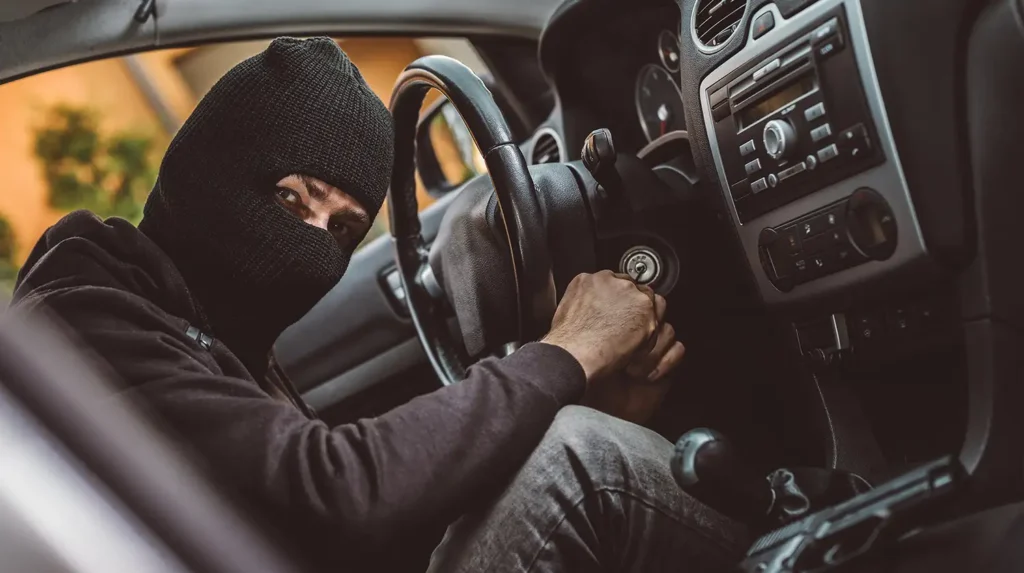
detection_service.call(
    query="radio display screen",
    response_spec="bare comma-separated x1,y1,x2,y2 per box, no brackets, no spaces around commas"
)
738,74,817,129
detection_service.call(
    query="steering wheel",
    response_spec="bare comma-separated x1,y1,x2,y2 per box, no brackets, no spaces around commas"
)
388,56,558,385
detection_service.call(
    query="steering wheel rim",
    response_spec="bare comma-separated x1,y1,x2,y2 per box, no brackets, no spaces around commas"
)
388,55,554,385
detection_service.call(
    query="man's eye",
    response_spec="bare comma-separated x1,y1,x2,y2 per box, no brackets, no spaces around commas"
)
276,187,300,205
329,221,350,238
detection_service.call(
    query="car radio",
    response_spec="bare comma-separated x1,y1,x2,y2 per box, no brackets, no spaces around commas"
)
707,11,883,223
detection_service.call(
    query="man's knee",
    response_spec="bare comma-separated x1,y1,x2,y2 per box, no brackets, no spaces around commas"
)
536,406,673,491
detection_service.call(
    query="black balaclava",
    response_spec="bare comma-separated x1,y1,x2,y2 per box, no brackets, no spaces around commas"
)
139,37,394,378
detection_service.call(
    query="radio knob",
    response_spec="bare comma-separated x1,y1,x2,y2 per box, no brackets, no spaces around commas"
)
763,119,797,160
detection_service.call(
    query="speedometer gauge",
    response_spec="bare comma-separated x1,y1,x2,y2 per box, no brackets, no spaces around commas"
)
635,64,687,142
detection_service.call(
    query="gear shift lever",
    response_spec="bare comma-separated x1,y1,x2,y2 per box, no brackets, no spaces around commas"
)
671,428,774,523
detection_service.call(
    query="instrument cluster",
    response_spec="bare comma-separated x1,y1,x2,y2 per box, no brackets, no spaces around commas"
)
635,29,688,142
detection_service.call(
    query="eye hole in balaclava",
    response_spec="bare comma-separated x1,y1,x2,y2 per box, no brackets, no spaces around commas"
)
138,37,395,377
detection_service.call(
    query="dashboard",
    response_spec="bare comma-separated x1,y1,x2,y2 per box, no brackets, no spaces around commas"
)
537,0,972,310
527,0,1024,491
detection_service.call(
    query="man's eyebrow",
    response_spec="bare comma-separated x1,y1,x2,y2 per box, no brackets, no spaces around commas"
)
298,174,331,202
298,174,370,226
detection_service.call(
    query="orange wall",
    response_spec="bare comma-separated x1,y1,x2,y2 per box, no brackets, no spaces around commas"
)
0,59,164,264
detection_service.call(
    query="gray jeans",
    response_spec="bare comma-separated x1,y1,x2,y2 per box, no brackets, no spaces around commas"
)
428,406,748,573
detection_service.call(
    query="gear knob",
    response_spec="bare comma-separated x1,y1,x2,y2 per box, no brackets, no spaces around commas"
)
671,428,773,523
581,128,621,197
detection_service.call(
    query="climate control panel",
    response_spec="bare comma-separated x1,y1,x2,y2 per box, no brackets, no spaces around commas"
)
759,188,897,291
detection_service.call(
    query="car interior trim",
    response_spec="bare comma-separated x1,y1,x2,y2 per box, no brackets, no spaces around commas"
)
0,386,188,573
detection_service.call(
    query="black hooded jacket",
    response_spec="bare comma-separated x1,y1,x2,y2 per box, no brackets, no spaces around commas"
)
12,210,585,568
10,36,586,571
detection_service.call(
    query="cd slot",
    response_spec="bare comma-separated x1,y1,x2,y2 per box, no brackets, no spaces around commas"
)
732,58,814,111
730,44,813,103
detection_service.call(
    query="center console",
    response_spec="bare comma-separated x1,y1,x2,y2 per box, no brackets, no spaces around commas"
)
700,0,930,304
694,0,971,485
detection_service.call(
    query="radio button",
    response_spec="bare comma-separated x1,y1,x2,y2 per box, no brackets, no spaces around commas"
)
751,177,768,194
817,144,839,163
804,103,826,122
778,161,807,182
768,173,779,188
806,154,819,170
764,119,797,160
812,18,839,43
752,58,780,82
740,139,757,156
816,36,845,59
778,226,802,255
744,158,762,175
811,123,832,142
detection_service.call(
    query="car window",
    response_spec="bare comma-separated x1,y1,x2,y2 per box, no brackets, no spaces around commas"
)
0,37,489,296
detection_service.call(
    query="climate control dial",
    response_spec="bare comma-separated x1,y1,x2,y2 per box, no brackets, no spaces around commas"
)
763,119,797,160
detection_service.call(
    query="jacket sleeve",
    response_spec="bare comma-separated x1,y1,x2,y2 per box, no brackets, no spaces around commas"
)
23,281,586,551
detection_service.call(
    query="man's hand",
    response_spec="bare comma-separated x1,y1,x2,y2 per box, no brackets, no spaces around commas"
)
540,270,684,385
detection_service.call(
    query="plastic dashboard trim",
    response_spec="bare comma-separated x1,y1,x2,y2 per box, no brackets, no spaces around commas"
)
698,0,929,306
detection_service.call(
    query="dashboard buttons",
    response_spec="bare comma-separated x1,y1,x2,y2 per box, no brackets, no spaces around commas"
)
759,196,874,291
812,18,840,43
817,37,844,59
764,119,797,159
837,123,872,158
779,227,801,255
801,228,843,254
852,312,884,341
767,173,779,188
740,139,756,156
811,123,832,142
801,209,839,238
817,144,839,163
744,158,762,175
751,177,768,194
752,58,780,82
804,102,826,122
805,154,818,170
778,161,807,182
752,11,775,40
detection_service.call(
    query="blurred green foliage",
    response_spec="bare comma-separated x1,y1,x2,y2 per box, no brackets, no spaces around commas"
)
0,213,18,298
34,105,159,224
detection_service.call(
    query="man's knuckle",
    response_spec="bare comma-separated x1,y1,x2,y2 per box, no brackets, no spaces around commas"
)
646,320,658,338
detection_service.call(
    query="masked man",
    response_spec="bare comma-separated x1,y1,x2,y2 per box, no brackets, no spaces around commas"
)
12,37,742,572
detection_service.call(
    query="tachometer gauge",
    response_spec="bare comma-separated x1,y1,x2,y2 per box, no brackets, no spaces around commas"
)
635,64,687,142
658,30,681,72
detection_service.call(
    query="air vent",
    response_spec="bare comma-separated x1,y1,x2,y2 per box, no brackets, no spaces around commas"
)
693,0,747,52
530,129,564,165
